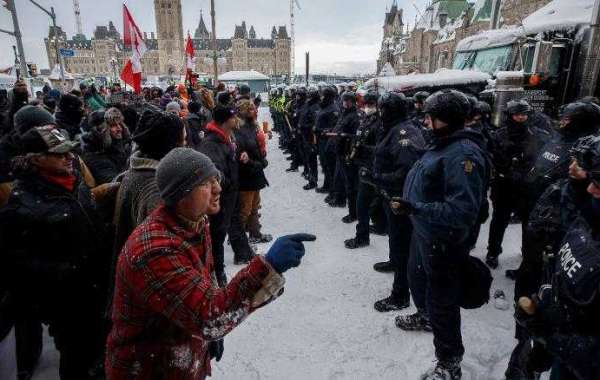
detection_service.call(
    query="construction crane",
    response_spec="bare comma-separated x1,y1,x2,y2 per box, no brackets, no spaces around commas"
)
290,0,300,81
73,0,83,36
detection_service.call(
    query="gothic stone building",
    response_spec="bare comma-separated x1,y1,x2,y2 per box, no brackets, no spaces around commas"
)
45,0,291,79
378,0,553,76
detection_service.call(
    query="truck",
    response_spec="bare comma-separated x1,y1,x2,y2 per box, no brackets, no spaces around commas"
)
367,0,599,125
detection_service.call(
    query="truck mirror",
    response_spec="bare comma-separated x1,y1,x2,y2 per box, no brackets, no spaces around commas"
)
535,41,554,77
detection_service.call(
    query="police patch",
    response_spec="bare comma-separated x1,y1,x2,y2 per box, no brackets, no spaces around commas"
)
399,139,410,147
464,160,474,173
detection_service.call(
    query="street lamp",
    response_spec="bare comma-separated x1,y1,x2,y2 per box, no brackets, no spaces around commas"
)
29,0,64,81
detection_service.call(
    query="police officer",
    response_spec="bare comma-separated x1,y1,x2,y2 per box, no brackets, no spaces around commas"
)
395,90,488,380
285,87,303,173
315,86,340,195
411,91,430,127
331,92,360,214
344,91,384,249
299,87,321,190
514,139,600,379
486,100,551,270
505,102,600,379
367,92,425,312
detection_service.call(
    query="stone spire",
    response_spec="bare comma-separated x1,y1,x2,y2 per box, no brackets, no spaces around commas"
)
194,9,210,39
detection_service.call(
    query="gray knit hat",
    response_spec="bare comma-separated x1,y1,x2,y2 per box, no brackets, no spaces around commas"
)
165,101,181,115
14,105,56,135
156,147,220,206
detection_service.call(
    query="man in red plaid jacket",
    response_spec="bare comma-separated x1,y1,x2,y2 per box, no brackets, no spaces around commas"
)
106,148,315,379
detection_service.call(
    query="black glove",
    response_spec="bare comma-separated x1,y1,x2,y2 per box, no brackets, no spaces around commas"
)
390,197,417,216
209,339,224,362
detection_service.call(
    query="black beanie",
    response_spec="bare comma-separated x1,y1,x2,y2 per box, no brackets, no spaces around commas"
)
59,93,83,114
133,110,184,160
14,105,56,135
213,106,236,125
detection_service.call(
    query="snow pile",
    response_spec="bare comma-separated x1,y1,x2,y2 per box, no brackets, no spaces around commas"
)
522,0,595,35
456,27,523,52
495,71,524,81
366,69,491,92
219,70,269,81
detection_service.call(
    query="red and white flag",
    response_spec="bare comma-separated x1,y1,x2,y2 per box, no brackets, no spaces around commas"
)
185,33,195,71
120,4,146,93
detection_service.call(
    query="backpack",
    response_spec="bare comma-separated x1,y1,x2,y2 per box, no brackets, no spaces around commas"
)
460,255,493,309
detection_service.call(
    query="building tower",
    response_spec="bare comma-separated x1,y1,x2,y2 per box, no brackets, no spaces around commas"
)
73,0,84,36
154,0,185,74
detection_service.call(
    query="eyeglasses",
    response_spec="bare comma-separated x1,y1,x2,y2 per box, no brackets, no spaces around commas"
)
199,176,221,188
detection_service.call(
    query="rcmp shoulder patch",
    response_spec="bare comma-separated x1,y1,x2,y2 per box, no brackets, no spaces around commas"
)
463,160,474,173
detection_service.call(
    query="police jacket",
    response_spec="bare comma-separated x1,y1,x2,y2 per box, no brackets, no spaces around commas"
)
372,119,425,196
527,127,598,201
315,101,339,137
333,105,360,156
490,119,550,185
0,173,108,318
298,99,320,139
404,129,488,244
352,112,383,170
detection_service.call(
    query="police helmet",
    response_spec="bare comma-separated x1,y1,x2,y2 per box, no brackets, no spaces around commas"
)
424,89,471,127
321,86,337,102
363,91,379,106
571,135,600,182
560,102,600,130
341,91,356,103
413,91,430,104
506,99,532,116
378,92,408,122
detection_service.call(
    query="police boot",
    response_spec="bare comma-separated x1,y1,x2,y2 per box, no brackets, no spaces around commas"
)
373,261,394,273
324,194,334,203
316,186,329,194
421,358,462,380
286,165,299,172
395,311,433,332
341,214,357,224
369,225,387,236
485,254,499,269
344,237,369,249
303,182,317,190
374,296,409,312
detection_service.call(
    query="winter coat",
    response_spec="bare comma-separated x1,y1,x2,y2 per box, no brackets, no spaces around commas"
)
352,112,383,171
81,126,132,185
0,174,109,319
185,113,206,151
373,119,425,197
55,111,84,141
112,152,161,264
106,204,284,380
404,129,488,244
234,120,269,191
199,123,239,234
333,106,360,156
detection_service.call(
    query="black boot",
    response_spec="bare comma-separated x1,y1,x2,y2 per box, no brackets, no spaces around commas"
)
316,186,329,194
369,225,387,236
505,269,518,280
324,194,334,203
373,261,394,273
374,296,410,312
303,182,317,190
328,199,346,208
421,358,462,380
395,311,433,332
485,254,499,269
341,214,357,223
286,165,298,172
344,238,369,249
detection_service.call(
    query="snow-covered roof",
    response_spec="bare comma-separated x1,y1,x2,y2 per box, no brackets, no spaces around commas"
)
522,0,594,35
415,1,469,32
456,27,522,52
365,68,491,92
219,70,269,81
434,16,464,44
48,65,74,80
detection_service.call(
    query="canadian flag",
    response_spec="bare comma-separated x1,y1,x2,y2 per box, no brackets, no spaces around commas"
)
120,4,147,93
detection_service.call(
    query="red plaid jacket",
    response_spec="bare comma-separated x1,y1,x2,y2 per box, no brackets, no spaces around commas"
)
106,205,284,380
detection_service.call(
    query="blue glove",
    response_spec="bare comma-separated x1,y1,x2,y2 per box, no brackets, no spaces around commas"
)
265,233,317,273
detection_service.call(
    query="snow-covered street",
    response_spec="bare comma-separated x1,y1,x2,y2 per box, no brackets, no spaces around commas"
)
33,107,527,379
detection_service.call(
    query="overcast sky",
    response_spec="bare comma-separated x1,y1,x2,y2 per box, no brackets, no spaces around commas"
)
0,0,429,75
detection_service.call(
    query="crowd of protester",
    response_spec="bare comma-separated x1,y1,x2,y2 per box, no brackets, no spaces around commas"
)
270,82,600,379
0,79,316,380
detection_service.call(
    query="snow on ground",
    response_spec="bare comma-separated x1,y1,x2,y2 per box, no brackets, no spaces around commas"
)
34,107,527,379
